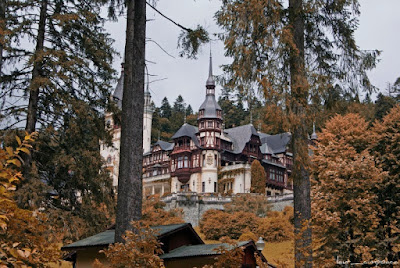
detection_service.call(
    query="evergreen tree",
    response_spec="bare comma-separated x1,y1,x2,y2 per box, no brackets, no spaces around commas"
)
1,0,116,242
217,1,379,264
173,95,186,114
375,93,396,120
114,0,146,243
185,104,193,116
160,97,172,119
170,95,186,132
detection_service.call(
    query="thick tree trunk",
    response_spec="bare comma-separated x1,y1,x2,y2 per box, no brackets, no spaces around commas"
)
289,0,312,267
115,0,146,243
0,0,5,77
26,0,47,133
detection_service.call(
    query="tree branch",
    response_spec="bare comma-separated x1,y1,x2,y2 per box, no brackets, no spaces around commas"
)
146,1,192,32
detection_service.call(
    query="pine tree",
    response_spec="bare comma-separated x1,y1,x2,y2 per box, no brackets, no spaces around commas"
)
185,104,193,116
374,93,396,120
173,95,186,114
1,0,116,242
115,0,146,243
160,97,172,119
216,1,379,265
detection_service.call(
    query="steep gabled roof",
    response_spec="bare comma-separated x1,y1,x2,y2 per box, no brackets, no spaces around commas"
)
262,159,286,169
171,123,199,147
258,132,291,154
154,140,174,151
224,124,259,154
265,132,291,154
112,71,124,109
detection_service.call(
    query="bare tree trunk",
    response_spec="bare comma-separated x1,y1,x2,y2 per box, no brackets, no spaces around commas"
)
289,0,312,267
115,0,146,243
0,0,6,77
26,0,47,133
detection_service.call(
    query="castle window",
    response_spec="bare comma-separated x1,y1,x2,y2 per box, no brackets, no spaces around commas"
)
202,182,205,192
178,157,183,169
208,121,213,128
184,156,189,168
200,122,205,129
214,182,217,192
269,169,275,180
107,156,112,164
106,120,111,128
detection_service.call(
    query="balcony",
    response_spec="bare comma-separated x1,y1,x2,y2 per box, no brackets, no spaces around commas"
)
171,146,191,155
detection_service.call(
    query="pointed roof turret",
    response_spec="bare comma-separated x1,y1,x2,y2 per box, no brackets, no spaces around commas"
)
198,53,222,120
311,122,318,140
206,50,215,89
112,63,124,109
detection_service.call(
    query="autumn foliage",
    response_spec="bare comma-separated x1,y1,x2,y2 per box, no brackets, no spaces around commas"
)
224,194,271,217
200,203,293,243
141,195,184,226
94,222,164,268
311,112,399,265
0,133,60,266
250,160,266,194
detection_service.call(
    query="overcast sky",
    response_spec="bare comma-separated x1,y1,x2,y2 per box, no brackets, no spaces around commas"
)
105,0,400,110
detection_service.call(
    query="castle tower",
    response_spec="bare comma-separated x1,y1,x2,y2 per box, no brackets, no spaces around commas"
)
100,63,154,186
197,52,223,193
143,84,153,153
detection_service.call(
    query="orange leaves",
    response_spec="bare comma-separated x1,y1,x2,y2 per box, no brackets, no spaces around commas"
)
0,132,61,266
311,113,387,263
141,195,184,226
250,160,267,194
200,204,293,243
97,222,164,268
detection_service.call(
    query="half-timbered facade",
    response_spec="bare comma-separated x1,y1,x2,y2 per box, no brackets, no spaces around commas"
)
102,56,298,196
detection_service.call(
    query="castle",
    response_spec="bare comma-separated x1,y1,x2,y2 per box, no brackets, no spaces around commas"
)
101,55,306,197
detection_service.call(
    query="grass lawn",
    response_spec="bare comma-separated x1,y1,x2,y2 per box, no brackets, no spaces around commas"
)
195,227,294,267
262,240,294,267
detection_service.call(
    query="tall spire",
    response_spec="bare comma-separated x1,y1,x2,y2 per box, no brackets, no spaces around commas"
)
311,121,318,140
206,47,215,91
208,48,213,79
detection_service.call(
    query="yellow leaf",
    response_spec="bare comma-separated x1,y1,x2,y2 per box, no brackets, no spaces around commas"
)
7,159,21,167
5,147,13,156
18,147,30,156
16,136,21,146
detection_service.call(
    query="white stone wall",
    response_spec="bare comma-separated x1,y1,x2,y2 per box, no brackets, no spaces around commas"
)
220,163,251,194
100,113,120,187
200,150,219,193
143,112,152,153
